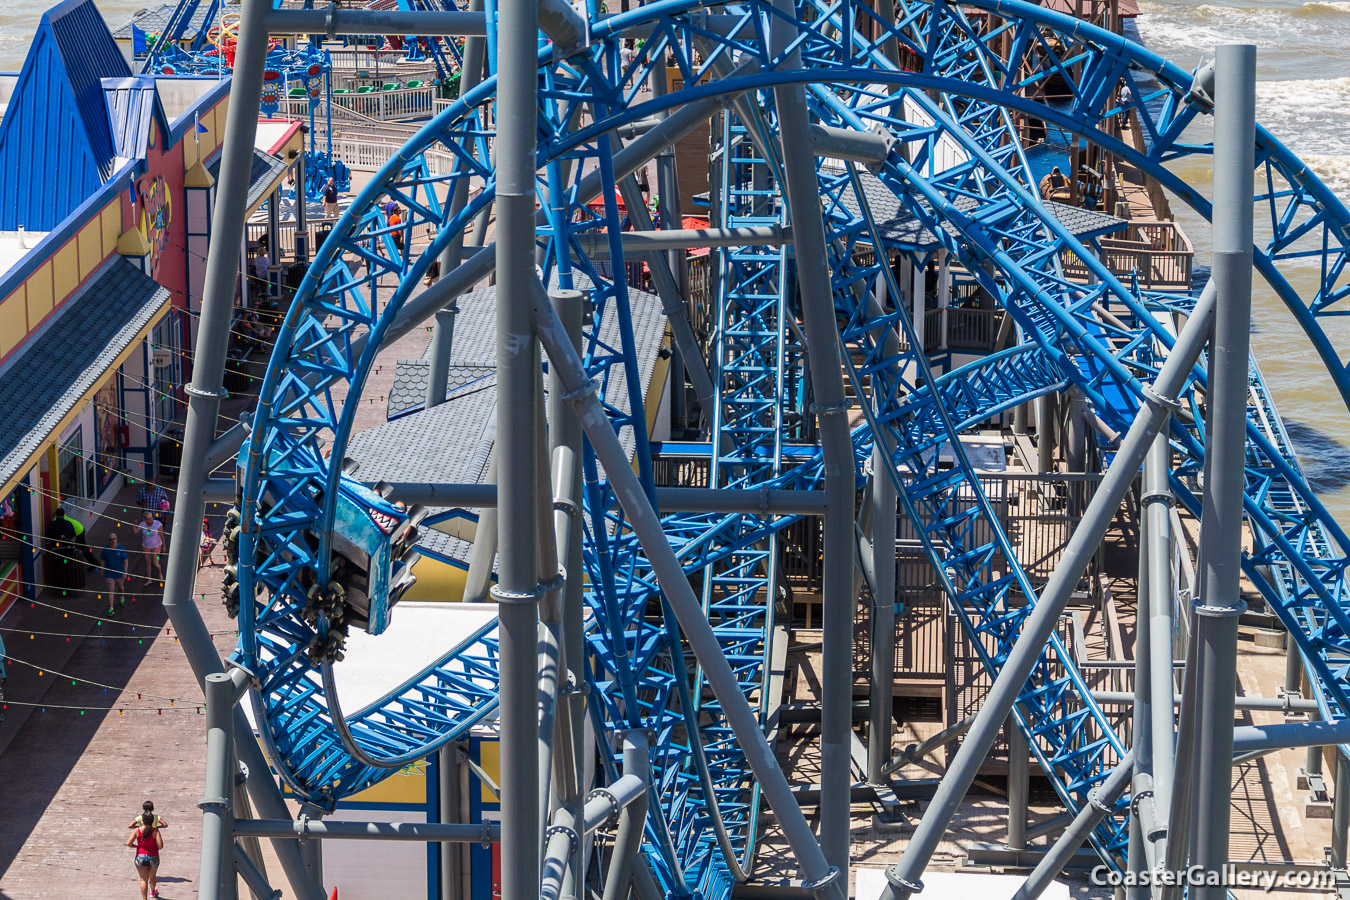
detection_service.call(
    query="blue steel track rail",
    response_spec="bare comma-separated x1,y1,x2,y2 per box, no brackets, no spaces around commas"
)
218,0,1350,893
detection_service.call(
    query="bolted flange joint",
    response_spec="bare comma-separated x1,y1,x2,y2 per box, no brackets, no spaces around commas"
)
1141,489,1175,507
560,378,601,407
545,823,579,850
490,582,549,605
586,786,623,825
1192,597,1248,619
1087,786,1115,815
884,865,922,894
1141,383,1183,415
801,866,842,893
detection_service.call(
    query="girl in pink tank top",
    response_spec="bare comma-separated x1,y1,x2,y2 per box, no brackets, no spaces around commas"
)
125,810,162,899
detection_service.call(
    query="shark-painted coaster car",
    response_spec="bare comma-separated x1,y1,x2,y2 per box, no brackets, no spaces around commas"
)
222,442,425,662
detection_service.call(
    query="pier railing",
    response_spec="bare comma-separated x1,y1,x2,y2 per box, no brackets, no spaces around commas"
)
1060,218,1193,290
279,85,435,122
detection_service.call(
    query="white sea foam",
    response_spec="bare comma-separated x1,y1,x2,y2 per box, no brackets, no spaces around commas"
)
1254,78,1350,157
1297,0,1350,15
1293,153,1350,201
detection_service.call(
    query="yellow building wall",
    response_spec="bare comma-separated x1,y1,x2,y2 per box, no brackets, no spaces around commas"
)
25,262,52,325
0,288,25,357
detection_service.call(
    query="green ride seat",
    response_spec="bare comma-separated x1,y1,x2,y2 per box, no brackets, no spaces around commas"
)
381,82,399,91
332,88,350,94
405,80,423,89
288,87,307,97
356,85,374,93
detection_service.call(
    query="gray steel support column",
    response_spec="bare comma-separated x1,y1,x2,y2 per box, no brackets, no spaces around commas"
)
234,842,281,900
265,8,488,34
535,385,563,835
1308,709,1325,778
1160,626,1200,900
1010,753,1134,900
439,0,485,277
1128,511,1151,899
200,673,239,900
494,0,543,894
1006,720,1029,851
295,153,307,262
236,820,501,841
602,732,650,900
463,450,498,604
548,290,587,899
611,170,719,431
1065,388,1087,473
1036,393,1056,473
882,279,1219,900
162,0,321,894
426,302,459,409
1089,690,1317,712
652,69,690,430
1144,431,1176,835
1334,752,1349,870
867,440,898,786
1285,638,1304,695
575,226,790,254
1189,44,1255,900
769,4,858,876
529,283,841,900
439,744,465,900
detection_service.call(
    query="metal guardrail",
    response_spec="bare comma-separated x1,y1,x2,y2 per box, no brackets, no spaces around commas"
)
922,306,1003,353
323,47,412,71
1061,218,1194,289
279,85,435,122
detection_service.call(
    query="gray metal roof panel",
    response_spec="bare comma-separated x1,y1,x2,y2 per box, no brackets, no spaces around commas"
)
110,3,240,41
0,257,169,490
839,172,1126,249
102,75,167,159
352,283,669,565
207,148,287,211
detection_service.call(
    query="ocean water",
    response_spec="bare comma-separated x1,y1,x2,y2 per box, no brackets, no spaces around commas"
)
0,0,143,69
1129,0,1350,524
0,0,1348,518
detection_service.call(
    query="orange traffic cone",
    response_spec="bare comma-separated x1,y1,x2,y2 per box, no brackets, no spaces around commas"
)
329,890,338,900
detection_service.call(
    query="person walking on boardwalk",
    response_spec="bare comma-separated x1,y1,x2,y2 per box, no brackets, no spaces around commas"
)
323,177,339,218
125,806,163,899
99,532,129,613
127,800,168,832
135,483,169,515
136,510,165,584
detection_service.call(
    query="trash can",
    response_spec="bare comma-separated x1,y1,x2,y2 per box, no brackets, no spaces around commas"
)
158,427,184,481
224,350,252,395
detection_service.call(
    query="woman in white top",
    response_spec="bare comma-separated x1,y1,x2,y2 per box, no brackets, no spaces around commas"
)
137,510,166,583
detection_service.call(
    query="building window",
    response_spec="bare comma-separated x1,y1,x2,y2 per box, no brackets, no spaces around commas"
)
149,318,179,433
94,377,122,492
57,430,88,502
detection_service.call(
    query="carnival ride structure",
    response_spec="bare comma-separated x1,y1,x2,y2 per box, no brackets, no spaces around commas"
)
151,0,1350,897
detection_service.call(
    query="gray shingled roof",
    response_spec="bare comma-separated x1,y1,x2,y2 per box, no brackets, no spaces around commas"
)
837,172,1127,248
111,3,241,41
208,149,288,213
0,258,169,492
347,283,668,566
388,362,494,418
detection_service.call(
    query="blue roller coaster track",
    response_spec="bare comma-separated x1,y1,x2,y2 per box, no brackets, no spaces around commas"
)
218,0,1350,895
